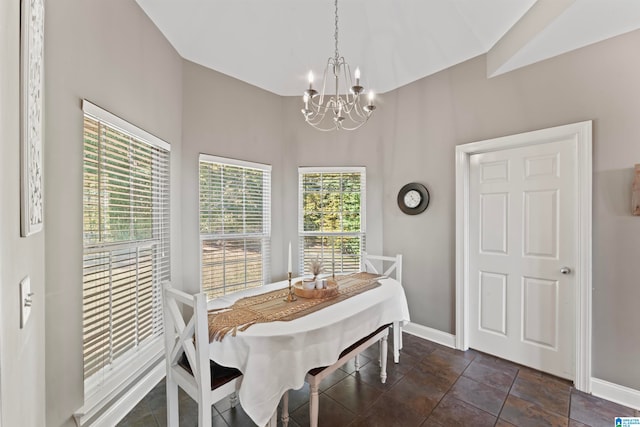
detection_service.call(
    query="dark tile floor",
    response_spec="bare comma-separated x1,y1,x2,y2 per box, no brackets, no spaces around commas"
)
118,333,639,427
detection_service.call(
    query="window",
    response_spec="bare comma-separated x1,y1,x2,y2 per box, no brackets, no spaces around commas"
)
199,155,271,298
298,167,366,275
82,101,170,392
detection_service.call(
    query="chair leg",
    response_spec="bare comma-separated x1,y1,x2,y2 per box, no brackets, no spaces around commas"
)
309,382,320,427
197,393,212,427
166,373,179,427
354,354,360,372
281,390,290,427
230,391,239,408
393,321,401,363
380,334,388,384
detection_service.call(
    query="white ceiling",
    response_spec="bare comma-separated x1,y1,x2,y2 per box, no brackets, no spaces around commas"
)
135,0,640,96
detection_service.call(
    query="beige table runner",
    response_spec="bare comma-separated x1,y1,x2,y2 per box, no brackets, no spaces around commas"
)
208,272,381,341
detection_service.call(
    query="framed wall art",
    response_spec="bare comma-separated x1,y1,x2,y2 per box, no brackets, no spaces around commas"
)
20,0,45,237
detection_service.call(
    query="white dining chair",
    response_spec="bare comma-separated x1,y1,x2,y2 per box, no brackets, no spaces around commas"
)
361,252,404,363
162,282,242,427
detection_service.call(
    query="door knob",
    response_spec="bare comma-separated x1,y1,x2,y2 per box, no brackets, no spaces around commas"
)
560,267,571,275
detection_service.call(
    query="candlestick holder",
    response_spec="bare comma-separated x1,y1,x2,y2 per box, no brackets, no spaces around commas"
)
283,272,297,302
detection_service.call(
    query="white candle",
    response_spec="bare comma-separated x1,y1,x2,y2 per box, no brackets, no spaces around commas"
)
354,67,361,86
287,241,292,273
308,71,314,90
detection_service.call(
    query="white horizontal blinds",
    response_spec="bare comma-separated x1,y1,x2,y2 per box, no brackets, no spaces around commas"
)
199,155,271,298
82,110,170,382
298,168,366,275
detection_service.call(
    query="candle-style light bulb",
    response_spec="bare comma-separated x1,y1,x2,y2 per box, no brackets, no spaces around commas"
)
354,67,361,85
308,71,314,89
368,90,375,105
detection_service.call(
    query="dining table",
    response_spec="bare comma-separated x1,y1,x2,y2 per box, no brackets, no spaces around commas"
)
206,274,410,427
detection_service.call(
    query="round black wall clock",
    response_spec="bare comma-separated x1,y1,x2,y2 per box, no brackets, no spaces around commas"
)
397,183,430,215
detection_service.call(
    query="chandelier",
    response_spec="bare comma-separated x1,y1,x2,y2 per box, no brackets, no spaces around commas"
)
301,0,376,131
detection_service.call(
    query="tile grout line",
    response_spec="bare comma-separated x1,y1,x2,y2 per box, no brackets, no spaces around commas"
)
423,351,483,424
568,386,574,424
453,355,506,424
493,364,520,425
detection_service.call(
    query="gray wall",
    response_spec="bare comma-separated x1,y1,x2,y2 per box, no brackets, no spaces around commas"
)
44,1,183,426
371,30,640,390
181,61,286,292
0,1,46,426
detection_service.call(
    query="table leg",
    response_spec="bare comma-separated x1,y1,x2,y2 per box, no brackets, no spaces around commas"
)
281,390,290,427
380,334,388,384
393,321,401,363
310,383,320,427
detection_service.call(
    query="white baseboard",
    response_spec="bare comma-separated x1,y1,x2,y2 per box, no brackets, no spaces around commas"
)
403,322,456,348
591,377,640,411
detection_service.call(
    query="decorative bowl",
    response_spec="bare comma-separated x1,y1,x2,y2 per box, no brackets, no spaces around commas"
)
293,278,339,299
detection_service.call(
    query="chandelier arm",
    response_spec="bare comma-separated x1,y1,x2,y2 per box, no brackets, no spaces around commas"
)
343,106,368,124
306,119,340,131
324,57,336,105
307,95,337,114
350,101,369,119
337,117,370,131
342,60,356,105
305,112,340,131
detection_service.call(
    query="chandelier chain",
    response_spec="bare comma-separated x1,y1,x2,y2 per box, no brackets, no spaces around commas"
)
334,0,339,59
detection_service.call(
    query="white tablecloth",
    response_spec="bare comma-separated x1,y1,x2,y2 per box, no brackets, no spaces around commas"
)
207,277,410,426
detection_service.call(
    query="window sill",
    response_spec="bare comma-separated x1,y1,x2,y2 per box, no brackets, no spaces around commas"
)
74,337,164,426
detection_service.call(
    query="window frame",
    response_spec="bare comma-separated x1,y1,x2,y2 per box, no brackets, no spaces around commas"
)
298,166,366,275
81,100,170,403
198,154,272,297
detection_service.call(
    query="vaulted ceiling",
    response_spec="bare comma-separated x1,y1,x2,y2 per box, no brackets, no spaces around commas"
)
136,0,640,96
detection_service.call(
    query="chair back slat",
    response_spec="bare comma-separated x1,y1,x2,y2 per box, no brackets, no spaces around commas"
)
362,252,402,283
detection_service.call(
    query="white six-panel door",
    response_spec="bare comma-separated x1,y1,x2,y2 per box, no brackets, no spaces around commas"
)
468,138,577,380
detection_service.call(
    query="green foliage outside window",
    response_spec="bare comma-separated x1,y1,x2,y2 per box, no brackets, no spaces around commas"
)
300,170,365,275
83,117,155,244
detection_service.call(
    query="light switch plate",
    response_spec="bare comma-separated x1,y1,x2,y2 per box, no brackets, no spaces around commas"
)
20,276,32,328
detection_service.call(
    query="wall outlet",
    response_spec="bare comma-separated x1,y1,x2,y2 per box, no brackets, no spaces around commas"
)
20,276,33,328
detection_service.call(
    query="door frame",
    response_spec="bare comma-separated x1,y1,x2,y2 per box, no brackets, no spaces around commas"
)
455,121,592,392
